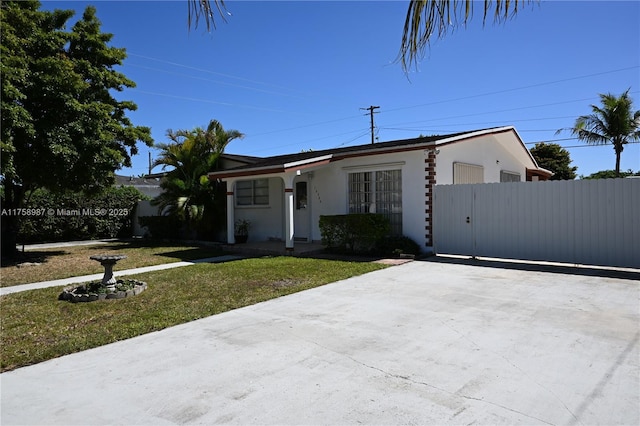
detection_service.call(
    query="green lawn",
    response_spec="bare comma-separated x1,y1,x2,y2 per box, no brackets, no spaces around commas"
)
0,257,387,372
0,241,224,287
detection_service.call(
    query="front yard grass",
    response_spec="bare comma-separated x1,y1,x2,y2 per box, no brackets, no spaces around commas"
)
0,256,388,372
0,240,223,287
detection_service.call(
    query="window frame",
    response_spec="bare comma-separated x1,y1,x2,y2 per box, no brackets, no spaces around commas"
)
235,178,270,207
500,170,521,183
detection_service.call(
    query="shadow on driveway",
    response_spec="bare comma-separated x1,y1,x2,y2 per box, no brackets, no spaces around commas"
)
421,254,640,282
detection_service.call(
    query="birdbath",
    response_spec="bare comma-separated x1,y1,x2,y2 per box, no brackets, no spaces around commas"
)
90,254,127,291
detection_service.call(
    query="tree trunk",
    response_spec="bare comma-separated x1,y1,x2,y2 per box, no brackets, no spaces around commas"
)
1,216,19,259
614,139,625,178
1,182,24,259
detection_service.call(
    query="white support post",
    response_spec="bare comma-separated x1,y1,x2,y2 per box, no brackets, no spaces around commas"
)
226,180,235,244
283,174,295,251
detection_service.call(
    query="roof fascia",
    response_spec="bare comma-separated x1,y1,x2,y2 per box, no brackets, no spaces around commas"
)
283,154,333,170
434,126,514,148
208,165,284,180
332,141,436,162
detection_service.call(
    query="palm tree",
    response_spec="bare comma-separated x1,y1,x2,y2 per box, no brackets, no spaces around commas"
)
152,119,243,235
561,89,640,177
186,0,536,71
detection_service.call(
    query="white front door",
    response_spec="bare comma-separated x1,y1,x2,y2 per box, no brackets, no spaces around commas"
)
293,176,310,241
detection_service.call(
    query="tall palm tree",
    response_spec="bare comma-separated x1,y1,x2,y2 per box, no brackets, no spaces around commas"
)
186,0,536,72
563,89,640,177
152,119,243,233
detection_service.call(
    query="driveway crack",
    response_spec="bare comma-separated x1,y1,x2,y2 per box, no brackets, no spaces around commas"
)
440,318,582,425
296,333,557,425
347,350,556,426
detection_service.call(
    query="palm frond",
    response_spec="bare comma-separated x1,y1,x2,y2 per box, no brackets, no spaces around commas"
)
151,119,243,226
398,0,536,72
187,0,227,32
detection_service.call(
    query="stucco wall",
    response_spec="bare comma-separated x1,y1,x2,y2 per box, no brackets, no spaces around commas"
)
233,177,284,242
307,150,430,250
435,135,528,184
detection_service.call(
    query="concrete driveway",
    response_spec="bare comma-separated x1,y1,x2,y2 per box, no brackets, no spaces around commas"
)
1,259,638,425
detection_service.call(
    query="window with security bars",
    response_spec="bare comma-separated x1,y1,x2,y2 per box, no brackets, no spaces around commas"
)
348,169,402,235
236,179,269,206
500,170,521,182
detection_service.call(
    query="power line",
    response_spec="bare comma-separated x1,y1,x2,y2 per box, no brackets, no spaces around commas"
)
333,131,372,149
134,90,310,115
376,92,640,130
525,139,640,147
128,64,309,100
248,114,364,138
129,53,301,93
244,128,370,154
127,54,638,141
382,65,640,114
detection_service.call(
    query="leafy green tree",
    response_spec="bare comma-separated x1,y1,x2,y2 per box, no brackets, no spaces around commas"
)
581,170,640,180
529,142,577,180
152,119,243,238
187,0,536,71
1,1,152,256
560,89,640,177
18,187,148,243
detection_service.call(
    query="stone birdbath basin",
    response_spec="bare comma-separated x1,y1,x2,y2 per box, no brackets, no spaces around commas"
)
90,254,127,291
59,254,147,303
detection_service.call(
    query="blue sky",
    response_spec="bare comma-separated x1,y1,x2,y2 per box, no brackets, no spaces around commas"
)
43,1,639,177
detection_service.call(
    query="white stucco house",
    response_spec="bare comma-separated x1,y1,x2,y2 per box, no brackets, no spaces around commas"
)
208,126,552,253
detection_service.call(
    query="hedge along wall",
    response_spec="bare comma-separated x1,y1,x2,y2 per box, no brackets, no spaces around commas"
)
18,187,148,243
319,213,391,253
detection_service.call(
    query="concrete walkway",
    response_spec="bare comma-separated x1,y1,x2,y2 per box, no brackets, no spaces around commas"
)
0,255,243,296
15,238,122,251
1,259,638,425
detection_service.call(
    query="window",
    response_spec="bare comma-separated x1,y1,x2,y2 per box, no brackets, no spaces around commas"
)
236,179,269,206
348,171,372,213
500,170,521,182
296,181,307,209
453,162,484,184
348,169,402,235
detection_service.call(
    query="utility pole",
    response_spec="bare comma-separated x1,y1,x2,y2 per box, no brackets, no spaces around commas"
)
360,105,380,144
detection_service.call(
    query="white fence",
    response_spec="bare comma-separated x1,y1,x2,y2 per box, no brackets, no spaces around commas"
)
433,178,640,268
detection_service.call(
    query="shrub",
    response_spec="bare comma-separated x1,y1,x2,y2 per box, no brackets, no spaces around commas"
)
319,214,391,253
137,216,182,240
373,235,421,256
18,187,147,243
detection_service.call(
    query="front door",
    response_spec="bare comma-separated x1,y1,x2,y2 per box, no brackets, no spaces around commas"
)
293,177,310,241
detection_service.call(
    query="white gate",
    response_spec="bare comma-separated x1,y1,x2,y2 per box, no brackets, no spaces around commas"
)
433,179,640,268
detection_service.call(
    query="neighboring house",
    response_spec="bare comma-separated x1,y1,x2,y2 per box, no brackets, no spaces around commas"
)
114,174,164,199
115,174,165,236
208,126,551,253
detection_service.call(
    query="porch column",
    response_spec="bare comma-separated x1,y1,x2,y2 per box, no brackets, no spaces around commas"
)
226,179,236,244
283,173,295,251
